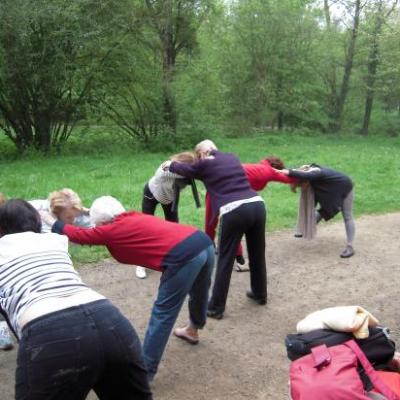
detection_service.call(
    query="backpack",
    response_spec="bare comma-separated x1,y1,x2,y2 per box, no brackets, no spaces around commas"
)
290,340,399,400
286,326,395,366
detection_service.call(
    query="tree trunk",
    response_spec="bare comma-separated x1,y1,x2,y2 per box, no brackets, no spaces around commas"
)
331,0,361,132
160,1,177,133
361,0,385,136
162,45,177,133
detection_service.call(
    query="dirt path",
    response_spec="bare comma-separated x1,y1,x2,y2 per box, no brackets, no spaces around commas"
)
1,213,399,399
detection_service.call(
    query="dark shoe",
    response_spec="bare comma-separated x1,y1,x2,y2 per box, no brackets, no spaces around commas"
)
294,233,303,238
235,255,245,265
207,309,224,320
340,245,354,258
246,290,267,305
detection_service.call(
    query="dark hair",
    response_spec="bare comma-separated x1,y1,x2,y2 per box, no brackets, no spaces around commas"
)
264,156,285,170
0,199,42,236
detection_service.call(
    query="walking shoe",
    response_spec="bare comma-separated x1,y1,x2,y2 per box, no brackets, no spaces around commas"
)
246,290,267,305
0,322,13,351
135,266,147,279
294,233,303,238
234,255,249,272
207,309,224,320
340,245,354,258
173,327,199,345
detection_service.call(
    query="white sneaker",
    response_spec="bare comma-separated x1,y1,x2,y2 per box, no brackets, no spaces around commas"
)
135,266,147,279
0,321,13,351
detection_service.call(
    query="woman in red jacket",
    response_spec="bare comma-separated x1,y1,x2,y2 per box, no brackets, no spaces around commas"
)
50,196,214,382
205,156,297,270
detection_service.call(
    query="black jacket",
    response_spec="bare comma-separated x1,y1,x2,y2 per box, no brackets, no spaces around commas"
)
289,164,353,220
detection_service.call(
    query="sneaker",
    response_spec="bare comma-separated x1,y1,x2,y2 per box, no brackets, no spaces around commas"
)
294,233,303,238
135,266,147,279
340,245,354,258
0,322,13,351
246,290,267,305
234,260,250,272
207,309,224,320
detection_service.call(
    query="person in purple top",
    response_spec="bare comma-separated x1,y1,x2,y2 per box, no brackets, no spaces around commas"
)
168,140,267,319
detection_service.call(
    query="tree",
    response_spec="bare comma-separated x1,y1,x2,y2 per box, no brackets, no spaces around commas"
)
218,0,318,132
329,0,363,132
360,0,398,135
143,0,213,133
0,0,132,152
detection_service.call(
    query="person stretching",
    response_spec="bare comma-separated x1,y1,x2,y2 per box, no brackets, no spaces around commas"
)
0,199,152,400
49,196,214,382
279,164,355,258
168,140,267,320
136,151,196,279
204,156,297,271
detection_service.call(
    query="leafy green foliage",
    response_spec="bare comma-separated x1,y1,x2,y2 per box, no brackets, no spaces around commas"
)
0,0,133,152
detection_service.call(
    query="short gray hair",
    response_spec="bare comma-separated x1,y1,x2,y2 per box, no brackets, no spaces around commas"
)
90,196,125,226
194,139,217,158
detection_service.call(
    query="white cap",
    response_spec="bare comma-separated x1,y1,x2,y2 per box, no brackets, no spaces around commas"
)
90,196,125,226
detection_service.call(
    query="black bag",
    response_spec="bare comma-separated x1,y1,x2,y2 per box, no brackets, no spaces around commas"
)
285,326,396,366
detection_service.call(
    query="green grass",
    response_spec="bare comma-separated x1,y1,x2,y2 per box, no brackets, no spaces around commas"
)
1,130,399,263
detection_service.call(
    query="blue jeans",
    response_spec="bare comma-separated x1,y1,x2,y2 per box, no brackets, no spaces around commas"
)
143,245,215,379
16,300,152,400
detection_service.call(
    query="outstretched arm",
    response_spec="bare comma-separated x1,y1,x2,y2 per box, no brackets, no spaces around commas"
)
169,159,206,179
276,166,323,181
52,221,111,246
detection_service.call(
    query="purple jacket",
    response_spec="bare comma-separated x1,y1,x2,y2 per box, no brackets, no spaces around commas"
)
169,150,258,221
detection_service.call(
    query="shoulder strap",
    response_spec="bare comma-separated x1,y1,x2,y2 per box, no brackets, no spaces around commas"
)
345,340,399,400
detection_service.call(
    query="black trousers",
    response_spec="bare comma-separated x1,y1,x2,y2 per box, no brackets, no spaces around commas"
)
208,201,267,313
142,183,178,222
15,300,152,400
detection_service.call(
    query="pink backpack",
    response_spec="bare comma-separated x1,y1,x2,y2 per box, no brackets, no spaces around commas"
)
290,340,399,400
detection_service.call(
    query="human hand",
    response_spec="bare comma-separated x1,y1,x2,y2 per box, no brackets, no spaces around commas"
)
161,161,171,171
389,352,400,372
274,168,289,175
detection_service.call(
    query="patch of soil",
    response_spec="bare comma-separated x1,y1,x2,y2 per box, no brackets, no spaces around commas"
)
1,213,399,399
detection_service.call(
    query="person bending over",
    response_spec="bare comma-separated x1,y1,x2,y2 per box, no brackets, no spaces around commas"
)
30,188,91,233
168,140,267,320
48,196,214,382
0,199,152,400
279,164,355,258
136,151,197,279
204,156,297,271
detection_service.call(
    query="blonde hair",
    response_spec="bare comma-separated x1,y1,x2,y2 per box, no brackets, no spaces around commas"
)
90,196,125,226
48,188,83,217
0,193,6,206
170,151,196,164
194,139,217,159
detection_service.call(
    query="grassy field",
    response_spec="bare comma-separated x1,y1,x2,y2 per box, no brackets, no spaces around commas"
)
1,130,399,263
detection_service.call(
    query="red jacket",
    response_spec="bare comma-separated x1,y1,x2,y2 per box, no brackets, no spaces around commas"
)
205,161,297,240
55,211,211,272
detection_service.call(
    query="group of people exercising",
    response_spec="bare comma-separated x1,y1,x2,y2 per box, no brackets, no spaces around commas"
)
0,139,355,399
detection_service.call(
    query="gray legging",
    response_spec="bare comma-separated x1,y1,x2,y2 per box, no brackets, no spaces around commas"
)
315,189,355,246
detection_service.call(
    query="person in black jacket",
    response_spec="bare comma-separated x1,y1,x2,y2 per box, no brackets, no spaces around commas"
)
279,164,355,258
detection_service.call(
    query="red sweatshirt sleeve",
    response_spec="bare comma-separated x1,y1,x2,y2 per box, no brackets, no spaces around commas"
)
204,192,218,241
270,169,298,184
62,224,112,246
